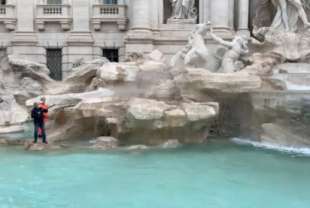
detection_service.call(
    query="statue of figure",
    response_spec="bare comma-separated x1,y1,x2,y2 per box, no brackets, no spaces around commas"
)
271,0,310,31
209,22,249,73
170,0,196,19
253,0,310,32
170,23,209,68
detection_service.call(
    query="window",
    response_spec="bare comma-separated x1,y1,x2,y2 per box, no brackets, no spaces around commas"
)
102,49,119,62
46,49,63,80
47,0,62,5
0,0,6,5
102,0,118,4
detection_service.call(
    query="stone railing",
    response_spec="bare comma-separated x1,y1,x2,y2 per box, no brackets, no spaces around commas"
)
0,5,17,31
35,4,72,31
91,4,128,31
36,4,71,18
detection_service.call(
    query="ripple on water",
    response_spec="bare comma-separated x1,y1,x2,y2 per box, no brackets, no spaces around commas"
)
231,137,310,156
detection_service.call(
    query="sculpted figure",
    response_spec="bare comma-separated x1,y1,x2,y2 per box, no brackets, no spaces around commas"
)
254,0,310,32
209,23,249,73
271,0,310,31
170,23,209,68
170,0,196,19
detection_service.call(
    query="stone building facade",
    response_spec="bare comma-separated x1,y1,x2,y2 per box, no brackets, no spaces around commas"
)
0,0,251,79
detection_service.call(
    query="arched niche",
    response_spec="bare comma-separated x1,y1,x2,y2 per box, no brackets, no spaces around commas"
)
249,0,275,30
162,0,199,24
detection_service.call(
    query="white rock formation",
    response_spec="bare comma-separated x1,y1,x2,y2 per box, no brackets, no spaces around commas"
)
175,68,262,96
0,95,28,126
97,62,139,83
160,139,181,148
261,123,310,147
90,137,119,150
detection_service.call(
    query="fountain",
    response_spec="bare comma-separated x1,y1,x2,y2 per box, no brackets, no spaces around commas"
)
0,1,310,151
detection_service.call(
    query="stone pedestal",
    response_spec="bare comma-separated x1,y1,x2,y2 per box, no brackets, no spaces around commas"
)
237,0,250,35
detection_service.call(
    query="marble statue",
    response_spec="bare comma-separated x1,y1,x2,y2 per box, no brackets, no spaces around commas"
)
252,0,310,61
170,23,209,68
209,23,249,73
271,0,310,32
170,0,196,20
254,0,310,32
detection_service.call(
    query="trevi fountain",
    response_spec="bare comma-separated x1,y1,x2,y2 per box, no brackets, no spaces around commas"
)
0,0,310,207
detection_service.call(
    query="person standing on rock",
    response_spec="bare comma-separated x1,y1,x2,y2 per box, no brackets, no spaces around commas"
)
31,102,47,144
39,97,48,123
38,97,49,140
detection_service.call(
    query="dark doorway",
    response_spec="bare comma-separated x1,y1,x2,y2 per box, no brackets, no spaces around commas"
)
102,48,119,62
46,48,62,80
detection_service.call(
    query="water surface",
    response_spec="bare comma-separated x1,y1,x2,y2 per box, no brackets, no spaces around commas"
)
0,140,309,208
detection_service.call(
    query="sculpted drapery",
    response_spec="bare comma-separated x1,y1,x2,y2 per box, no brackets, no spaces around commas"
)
254,0,310,32
170,0,196,19
271,0,310,31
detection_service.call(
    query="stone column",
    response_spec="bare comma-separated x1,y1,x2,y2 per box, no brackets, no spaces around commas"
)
125,0,153,55
71,0,90,32
16,0,34,32
200,0,211,23
238,0,250,35
66,0,94,76
10,0,43,63
130,0,151,31
210,0,234,31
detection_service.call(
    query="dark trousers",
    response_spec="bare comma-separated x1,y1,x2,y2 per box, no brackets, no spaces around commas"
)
34,123,47,144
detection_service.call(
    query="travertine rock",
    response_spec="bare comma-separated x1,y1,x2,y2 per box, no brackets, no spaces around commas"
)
97,62,139,83
0,125,24,134
0,95,28,126
147,50,164,62
126,145,149,151
261,123,310,147
147,80,180,100
160,139,181,148
125,98,170,129
124,98,219,131
163,108,187,128
26,88,114,108
90,137,119,150
24,142,62,151
182,102,219,122
175,68,262,96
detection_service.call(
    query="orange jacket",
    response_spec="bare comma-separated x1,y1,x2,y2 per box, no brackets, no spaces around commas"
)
39,102,48,122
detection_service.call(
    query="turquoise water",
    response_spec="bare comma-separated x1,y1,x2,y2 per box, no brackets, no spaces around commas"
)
0,140,310,208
